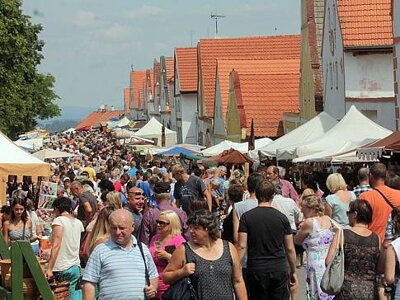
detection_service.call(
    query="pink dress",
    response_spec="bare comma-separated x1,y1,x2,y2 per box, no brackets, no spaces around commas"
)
149,234,186,298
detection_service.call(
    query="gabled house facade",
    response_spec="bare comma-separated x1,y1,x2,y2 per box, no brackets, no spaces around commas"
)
174,47,198,144
148,60,161,121
225,67,300,141
213,59,300,143
196,35,301,146
283,0,325,132
322,0,395,130
123,87,130,115
129,70,147,121
159,56,174,128
394,0,400,129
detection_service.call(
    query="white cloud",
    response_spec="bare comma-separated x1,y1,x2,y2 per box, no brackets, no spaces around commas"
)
99,24,136,40
73,10,98,28
124,5,165,19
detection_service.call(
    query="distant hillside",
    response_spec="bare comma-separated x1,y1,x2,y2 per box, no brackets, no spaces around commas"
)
41,120,78,133
37,105,123,132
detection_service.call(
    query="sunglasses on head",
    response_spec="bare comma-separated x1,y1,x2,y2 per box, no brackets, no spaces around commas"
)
156,220,170,226
129,192,144,196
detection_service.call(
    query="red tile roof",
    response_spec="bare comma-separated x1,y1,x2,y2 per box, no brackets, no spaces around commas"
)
75,110,123,129
233,71,300,137
130,70,147,109
216,59,300,121
198,35,301,117
337,0,393,47
175,47,198,93
124,87,130,113
165,57,175,83
165,57,175,105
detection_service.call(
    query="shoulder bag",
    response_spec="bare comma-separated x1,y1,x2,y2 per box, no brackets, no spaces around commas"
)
320,218,344,295
374,188,395,209
137,240,152,299
162,243,197,300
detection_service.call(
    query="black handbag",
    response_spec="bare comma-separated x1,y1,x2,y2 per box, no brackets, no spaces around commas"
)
162,243,197,300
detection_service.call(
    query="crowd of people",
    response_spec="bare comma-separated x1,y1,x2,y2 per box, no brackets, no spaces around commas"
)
2,129,400,300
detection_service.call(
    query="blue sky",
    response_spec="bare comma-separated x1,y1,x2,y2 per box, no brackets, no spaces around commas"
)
22,0,300,113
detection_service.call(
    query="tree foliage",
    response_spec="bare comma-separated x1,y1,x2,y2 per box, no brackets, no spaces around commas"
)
0,0,60,139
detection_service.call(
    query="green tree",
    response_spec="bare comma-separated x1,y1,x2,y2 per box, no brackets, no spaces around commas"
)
0,0,60,139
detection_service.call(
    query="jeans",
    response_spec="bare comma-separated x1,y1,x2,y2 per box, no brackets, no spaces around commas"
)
246,271,290,300
54,265,82,300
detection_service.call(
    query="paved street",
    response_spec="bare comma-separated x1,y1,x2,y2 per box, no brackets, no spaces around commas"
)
298,267,307,300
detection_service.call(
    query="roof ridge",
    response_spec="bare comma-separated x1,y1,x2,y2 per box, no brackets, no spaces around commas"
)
199,34,300,42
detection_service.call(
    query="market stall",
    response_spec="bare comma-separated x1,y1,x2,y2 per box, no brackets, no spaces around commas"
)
0,131,50,205
293,106,392,162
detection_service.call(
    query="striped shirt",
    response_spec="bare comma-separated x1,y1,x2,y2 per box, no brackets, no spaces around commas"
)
83,235,158,300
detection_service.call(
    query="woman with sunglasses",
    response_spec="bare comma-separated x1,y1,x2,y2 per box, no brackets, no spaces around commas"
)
326,199,380,299
148,210,185,299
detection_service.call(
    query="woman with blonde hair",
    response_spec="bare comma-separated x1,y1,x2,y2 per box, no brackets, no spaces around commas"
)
148,210,186,299
325,173,356,227
295,195,334,300
105,191,122,209
86,206,116,255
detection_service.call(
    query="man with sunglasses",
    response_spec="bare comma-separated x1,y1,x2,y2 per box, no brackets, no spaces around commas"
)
125,187,145,237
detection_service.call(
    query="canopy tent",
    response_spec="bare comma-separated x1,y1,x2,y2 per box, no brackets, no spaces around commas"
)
32,149,78,161
134,117,177,147
174,144,206,151
0,131,50,204
107,116,130,128
156,146,199,156
14,138,43,152
115,129,135,139
63,128,76,133
204,148,254,165
180,153,206,161
331,149,379,163
202,140,243,156
357,131,400,160
238,138,273,153
293,106,392,162
256,112,338,159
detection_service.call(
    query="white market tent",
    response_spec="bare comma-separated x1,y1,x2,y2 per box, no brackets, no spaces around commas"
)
293,106,392,162
238,138,273,153
256,112,338,160
107,116,130,128
134,117,177,147
202,140,244,156
32,148,78,161
14,138,43,151
330,149,379,163
63,128,76,133
202,138,272,156
0,131,50,204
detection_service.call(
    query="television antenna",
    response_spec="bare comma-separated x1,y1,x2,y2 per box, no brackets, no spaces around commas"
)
210,12,225,37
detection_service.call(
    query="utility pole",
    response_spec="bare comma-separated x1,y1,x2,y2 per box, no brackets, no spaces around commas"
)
210,12,225,37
